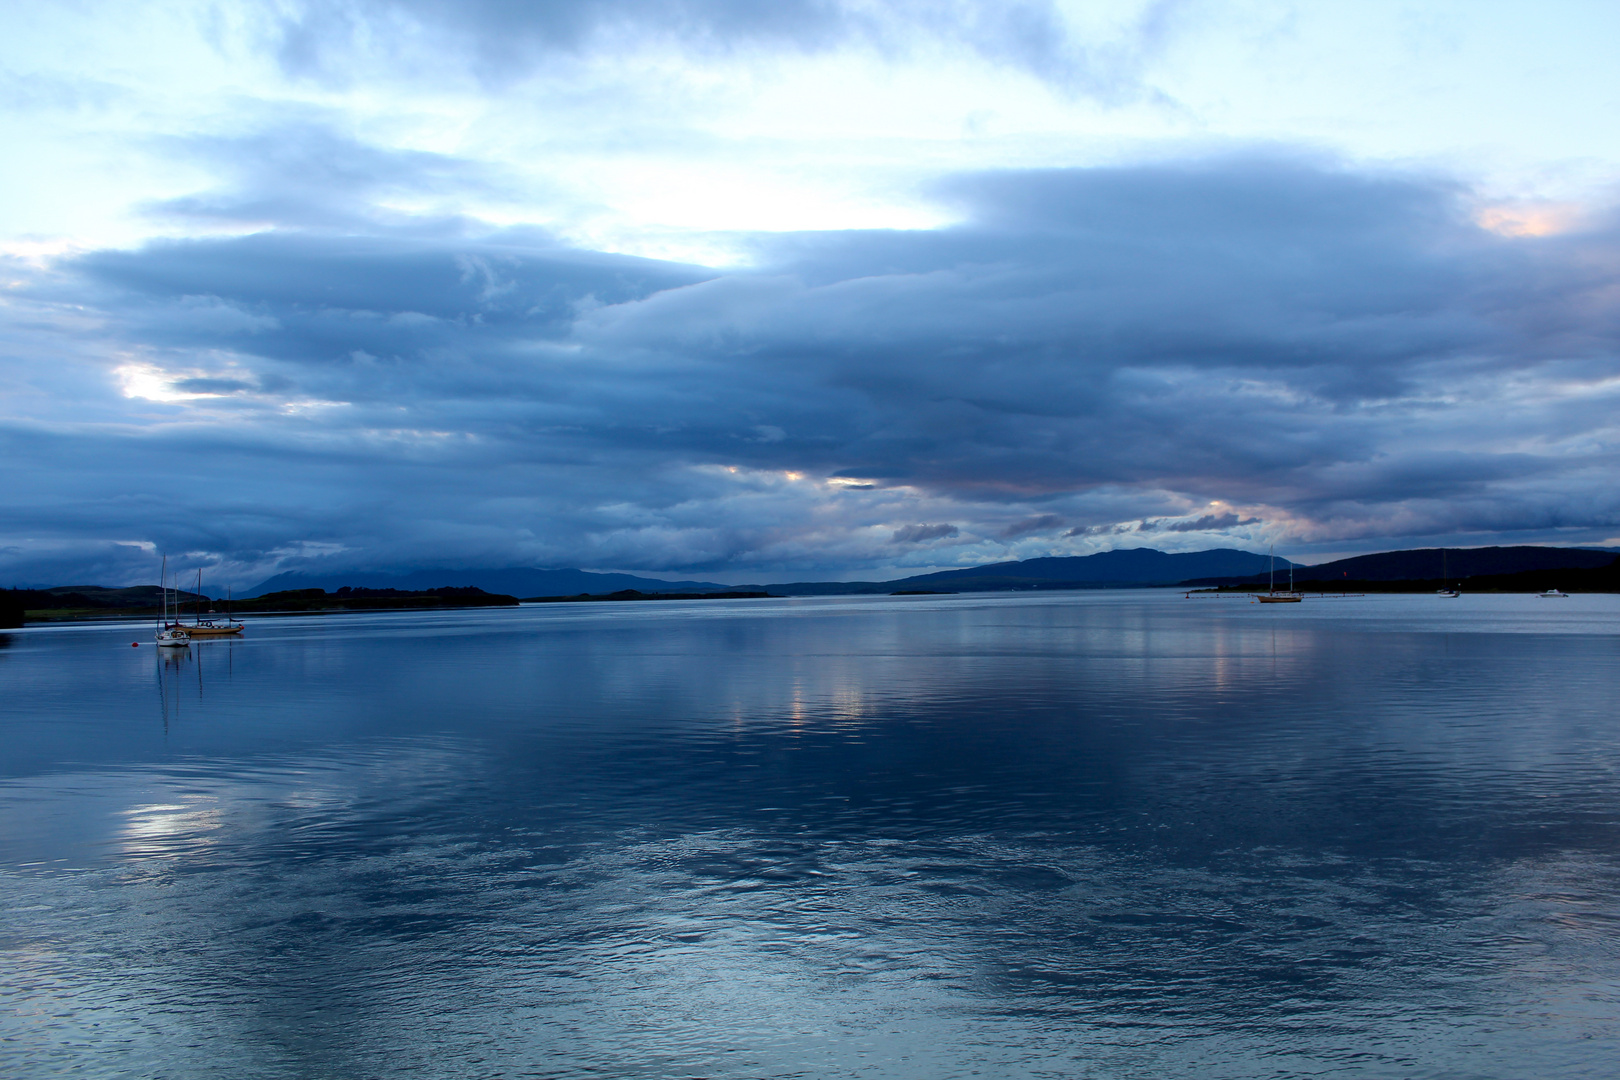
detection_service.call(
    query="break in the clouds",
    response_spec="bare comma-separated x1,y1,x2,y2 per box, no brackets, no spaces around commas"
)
3,2,1620,586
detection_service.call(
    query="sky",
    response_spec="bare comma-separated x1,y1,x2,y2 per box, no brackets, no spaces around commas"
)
3,0,1619,587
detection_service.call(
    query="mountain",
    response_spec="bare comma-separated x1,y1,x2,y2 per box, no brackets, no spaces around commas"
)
885,548,1293,591
244,549,1287,600
765,548,1294,594
242,567,733,599
238,545,1620,602
1236,546,1619,586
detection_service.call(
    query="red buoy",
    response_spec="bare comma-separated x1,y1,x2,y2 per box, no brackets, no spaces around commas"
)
132,642,139,647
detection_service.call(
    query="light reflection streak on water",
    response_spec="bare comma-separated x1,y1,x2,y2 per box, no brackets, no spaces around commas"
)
0,591,1618,1077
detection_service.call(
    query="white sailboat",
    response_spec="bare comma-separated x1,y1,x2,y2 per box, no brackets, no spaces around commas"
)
1436,549,1460,597
1255,544,1302,603
155,557,190,647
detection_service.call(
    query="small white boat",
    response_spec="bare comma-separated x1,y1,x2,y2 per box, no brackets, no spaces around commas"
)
1537,588,1569,598
156,625,191,647
1436,551,1460,596
155,557,192,647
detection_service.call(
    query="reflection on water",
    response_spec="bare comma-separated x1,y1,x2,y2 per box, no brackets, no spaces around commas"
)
154,639,237,730
2,592,1619,1078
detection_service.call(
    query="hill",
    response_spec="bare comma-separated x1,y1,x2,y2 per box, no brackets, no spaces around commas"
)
844,548,1293,593
15,544,1620,625
243,566,734,598
244,550,1292,600
3,585,207,622
3,584,527,621
234,587,519,612
1208,546,1619,587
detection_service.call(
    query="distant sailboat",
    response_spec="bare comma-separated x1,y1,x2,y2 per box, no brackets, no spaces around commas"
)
1436,549,1460,597
155,557,190,647
1255,545,1302,603
181,568,244,637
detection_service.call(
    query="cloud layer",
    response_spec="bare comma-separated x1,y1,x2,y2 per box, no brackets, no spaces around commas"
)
5,146,1619,586
268,0,1168,97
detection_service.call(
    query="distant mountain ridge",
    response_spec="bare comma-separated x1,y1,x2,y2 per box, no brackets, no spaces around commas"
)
244,549,1288,599
239,545,1620,600
242,566,733,598
770,548,1293,594
884,548,1295,591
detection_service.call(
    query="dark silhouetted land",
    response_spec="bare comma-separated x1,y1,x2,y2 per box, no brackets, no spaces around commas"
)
4,585,518,621
11,545,1619,625
525,590,774,603
1194,546,1620,592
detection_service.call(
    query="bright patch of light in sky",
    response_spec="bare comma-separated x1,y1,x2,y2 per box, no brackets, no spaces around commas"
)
3,1,1619,259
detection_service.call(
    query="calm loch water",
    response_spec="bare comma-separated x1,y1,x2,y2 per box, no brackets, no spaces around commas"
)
3,591,1619,1078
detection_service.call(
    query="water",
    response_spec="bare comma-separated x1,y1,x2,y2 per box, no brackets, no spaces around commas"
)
3,591,1618,1078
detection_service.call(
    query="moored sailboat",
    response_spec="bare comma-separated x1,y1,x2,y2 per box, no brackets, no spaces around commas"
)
155,557,190,647
1436,549,1460,597
180,569,244,637
1254,545,1302,603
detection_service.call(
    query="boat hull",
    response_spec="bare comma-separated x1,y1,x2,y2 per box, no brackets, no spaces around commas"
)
165,619,242,636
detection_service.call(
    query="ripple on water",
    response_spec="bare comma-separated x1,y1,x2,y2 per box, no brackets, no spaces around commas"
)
2,594,1619,1077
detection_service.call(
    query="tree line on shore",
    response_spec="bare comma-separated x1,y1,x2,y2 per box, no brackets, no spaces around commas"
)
2,585,519,623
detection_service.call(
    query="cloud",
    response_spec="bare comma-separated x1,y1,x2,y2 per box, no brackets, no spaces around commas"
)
1000,514,1066,538
170,376,260,395
269,0,856,80
5,155,1620,585
142,121,508,230
1140,513,1262,533
1065,523,1134,538
892,523,960,544
265,0,1180,97
285,0,863,58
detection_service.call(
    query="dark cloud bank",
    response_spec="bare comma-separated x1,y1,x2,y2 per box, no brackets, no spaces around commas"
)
4,156,1620,586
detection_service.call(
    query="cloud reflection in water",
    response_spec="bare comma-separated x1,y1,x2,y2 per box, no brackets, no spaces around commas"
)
1,594,1618,1076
